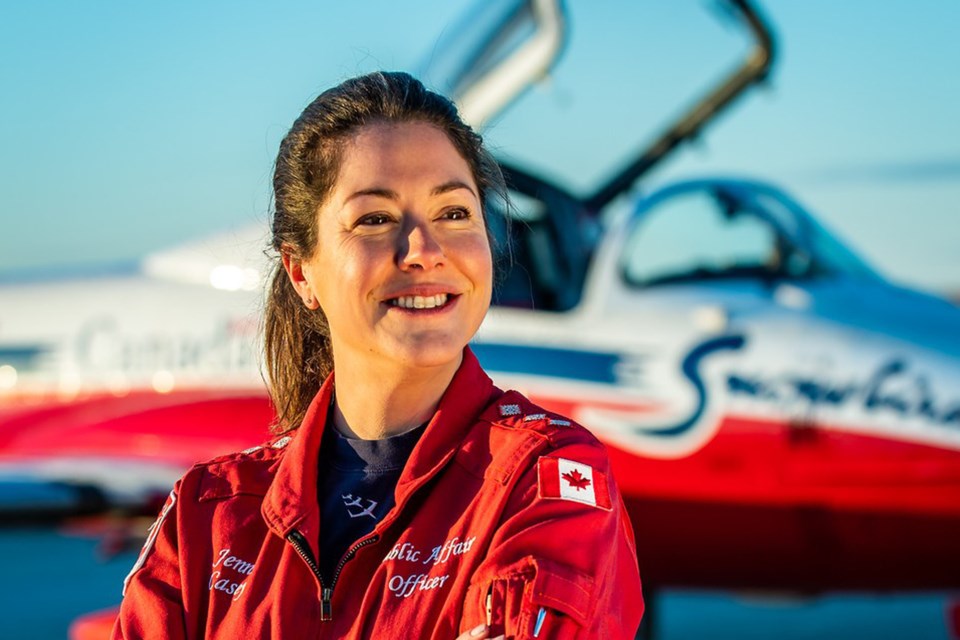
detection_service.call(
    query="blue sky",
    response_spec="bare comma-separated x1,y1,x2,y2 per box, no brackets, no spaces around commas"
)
2,1,958,293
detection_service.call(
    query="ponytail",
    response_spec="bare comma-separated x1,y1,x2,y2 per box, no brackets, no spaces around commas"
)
263,263,332,432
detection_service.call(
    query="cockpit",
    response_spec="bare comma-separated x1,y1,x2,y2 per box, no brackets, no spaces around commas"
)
620,180,882,289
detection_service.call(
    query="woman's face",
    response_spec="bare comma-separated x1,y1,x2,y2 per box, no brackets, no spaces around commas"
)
295,121,493,374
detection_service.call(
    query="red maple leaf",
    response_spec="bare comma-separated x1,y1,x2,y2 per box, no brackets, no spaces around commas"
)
562,469,591,491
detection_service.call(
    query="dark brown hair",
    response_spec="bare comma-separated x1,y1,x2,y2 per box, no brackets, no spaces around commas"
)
265,71,506,433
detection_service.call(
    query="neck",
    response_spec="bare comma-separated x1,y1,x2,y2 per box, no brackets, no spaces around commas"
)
330,352,463,440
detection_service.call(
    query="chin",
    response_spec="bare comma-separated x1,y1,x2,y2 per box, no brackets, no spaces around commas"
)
389,337,468,372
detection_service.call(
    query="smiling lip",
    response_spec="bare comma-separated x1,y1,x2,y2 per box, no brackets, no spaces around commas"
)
391,293,449,310
383,287,460,313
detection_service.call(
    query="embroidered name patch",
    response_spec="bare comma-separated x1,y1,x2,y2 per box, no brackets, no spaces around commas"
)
537,457,612,511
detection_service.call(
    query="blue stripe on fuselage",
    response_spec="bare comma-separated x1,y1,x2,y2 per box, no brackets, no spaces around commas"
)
0,345,50,369
471,342,622,384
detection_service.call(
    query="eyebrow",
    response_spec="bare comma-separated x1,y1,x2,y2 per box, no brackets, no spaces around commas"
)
431,180,477,198
343,181,477,204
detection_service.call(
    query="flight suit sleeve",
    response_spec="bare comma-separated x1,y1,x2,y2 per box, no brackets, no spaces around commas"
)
112,483,188,640
458,440,644,639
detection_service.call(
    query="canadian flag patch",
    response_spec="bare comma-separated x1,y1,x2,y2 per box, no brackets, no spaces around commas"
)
537,457,612,511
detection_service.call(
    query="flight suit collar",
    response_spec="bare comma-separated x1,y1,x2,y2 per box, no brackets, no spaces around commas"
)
396,348,499,490
261,372,334,549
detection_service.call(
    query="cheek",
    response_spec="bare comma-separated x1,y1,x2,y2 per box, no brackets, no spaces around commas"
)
476,238,495,283
310,247,376,315
459,234,493,295
320,239,383,281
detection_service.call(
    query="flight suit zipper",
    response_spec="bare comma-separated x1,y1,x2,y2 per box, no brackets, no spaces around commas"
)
283,449,458,624
283,430,507,622
287,530,380,622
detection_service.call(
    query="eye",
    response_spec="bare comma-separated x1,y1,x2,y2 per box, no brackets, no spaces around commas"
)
442,207,472,221
356,212,393,226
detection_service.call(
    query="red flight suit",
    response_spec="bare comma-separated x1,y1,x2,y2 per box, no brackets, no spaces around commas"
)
115,349,644,638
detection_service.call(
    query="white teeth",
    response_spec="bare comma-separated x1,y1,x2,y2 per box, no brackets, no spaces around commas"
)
392,294,448,309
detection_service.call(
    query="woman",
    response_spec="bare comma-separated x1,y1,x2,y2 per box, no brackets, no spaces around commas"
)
115,71,642,639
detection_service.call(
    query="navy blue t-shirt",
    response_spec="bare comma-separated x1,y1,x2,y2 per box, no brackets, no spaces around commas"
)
316,421,425,584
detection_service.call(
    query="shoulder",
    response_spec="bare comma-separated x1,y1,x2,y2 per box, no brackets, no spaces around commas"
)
457,389,610,482
480,393,626,521
174,432,295,503
486,389,605,451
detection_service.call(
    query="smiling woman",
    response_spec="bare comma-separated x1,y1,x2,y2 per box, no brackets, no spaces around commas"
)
113,72,643,639
285,121,494,414
263,74,508,436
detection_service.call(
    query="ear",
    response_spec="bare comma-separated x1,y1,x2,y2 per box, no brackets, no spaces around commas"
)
281,249,321,310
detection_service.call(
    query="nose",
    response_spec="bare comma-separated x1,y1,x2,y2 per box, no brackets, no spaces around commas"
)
398,222,444,271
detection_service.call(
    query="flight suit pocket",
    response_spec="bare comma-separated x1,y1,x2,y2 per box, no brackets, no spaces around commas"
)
462,557,594,638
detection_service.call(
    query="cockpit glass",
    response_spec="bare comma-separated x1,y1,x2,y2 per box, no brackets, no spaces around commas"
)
622,190,780,287
621,185,883,287
473,4,747,195
418,0,536,100
749,189,882,281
